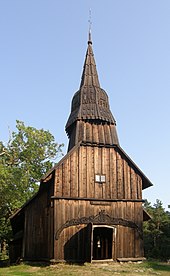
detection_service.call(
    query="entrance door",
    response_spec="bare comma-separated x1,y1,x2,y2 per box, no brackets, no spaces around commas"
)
92,226,114,260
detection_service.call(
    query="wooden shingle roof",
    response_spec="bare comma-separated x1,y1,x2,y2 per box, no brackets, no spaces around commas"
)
65,38,117,131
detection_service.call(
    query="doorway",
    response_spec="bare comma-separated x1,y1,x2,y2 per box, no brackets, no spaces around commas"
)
92,226,114,260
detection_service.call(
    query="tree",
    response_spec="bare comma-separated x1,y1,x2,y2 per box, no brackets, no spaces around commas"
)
0,120,64,255
143,199,170,260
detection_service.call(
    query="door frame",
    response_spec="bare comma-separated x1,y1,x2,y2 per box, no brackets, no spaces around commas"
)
92,225,116,261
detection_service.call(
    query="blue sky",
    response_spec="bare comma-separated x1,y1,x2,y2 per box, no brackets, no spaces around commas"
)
0,0,170,209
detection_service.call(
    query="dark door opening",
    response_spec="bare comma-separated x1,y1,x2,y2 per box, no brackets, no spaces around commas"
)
93,226,113,260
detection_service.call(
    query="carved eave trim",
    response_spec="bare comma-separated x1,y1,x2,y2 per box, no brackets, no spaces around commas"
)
55,210,143,240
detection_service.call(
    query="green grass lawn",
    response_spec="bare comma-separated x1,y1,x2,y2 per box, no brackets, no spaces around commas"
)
0,261,170,276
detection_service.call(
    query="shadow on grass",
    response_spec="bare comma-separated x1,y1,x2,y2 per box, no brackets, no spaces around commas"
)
147,262,170,272
0,259,10,267
22,261,50,267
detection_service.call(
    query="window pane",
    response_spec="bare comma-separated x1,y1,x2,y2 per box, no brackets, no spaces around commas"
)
101,175,106,182
95,175,100,182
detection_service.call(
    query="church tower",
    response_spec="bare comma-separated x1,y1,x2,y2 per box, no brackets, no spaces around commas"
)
66,32,119,151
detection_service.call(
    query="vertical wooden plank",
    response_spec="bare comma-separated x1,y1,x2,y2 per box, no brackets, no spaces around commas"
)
131,169,137,199
53,200,57,260
94,147,103,198
62,162,66,197
105,147,111,199
71,151,78,197
134,202,138,257
70,153,74,197
74,150,78,197
132,202,135,257
124,225,128,257
92,123,99,144
62,157,70,197
86,146,92,198
50,199,54,259
109,148,114,199
101,147,106,198
115,201,119,218
57,200,67,260
86,122,91,142
137,175,142,199
62,200,66,260
67,156,71,197
117,152,123,199
122,159,125,199
89,123,93,143
115,225,118,258
98,124,105,144
134,202,143,257
64,200,69,256
104,124,111,145
110,202,115,218
78,121,84,142
90,146,95,198
78,146,83,197
55,168,62,197
129,202,134,257
82,146,87,197
127,166,131,199
77,147,80,198
118,226,123,258
111,149,117,199
94,146,98,198
110,124,119,144
136,174,139,199
123,160,128,199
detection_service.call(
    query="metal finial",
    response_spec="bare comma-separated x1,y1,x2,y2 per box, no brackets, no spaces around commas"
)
88,9,92,44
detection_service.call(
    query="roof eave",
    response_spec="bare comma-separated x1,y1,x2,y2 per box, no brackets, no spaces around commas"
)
115,145,153,190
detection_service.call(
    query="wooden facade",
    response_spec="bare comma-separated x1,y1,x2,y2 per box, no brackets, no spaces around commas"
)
10,33,152,263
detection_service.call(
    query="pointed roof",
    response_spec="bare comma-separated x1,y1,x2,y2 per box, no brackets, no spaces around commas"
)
79,36,100,88
66,34,117,131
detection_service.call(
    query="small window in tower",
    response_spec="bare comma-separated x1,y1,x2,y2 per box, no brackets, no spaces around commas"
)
95,174,106,183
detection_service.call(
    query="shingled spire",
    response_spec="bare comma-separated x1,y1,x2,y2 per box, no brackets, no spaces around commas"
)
79,32,100,88
66,32,119,151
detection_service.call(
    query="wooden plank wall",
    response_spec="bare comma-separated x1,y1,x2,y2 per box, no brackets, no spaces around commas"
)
54,145,143,200
54,200,143,261
24,178,54,260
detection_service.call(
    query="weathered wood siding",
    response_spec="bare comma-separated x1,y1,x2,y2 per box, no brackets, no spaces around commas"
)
68,121,119,151
20,144,144,262
54,199,144,261
24,177,54,260
54,145,143,200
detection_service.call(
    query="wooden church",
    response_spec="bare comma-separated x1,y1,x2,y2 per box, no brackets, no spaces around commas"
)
10,32,152,263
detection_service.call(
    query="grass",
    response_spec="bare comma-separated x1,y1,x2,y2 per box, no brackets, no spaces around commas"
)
0,261,169,276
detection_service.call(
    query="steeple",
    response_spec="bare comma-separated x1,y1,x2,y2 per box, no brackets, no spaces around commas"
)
80,33,100,88
66,33,119,151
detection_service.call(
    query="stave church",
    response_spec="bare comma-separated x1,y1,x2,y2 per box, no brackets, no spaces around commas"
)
10,30,152,263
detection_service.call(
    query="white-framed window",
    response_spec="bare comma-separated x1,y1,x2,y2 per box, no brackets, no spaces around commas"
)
95,174,106,183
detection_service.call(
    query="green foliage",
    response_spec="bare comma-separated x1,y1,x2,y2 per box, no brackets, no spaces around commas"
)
143,199,170,260
0,121,64,248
